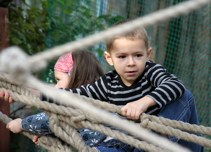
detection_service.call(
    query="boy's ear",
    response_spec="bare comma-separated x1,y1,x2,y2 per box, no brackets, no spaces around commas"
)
104,51,113,66
147,47,152,59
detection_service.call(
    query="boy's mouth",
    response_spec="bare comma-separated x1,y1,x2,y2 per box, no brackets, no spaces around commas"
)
125,71,137,76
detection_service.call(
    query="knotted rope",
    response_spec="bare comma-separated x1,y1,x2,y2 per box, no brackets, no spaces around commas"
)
0,76,211,152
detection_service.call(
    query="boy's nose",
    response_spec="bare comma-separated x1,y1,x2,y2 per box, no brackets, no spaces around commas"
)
128,57,135,66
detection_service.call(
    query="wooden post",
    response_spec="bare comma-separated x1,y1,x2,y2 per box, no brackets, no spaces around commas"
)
0,7,10,152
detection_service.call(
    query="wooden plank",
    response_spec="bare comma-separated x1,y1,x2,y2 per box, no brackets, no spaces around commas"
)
0,7,9,51
0,7,10,152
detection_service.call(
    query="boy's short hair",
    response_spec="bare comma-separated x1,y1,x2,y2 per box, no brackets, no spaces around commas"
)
106,27,150,52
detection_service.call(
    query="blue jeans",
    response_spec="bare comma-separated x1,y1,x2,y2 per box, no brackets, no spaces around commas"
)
159,89,203,152
134,89,203,152
96,139,133,152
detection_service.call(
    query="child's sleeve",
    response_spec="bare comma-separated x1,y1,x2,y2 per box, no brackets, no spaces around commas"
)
21,112,52,135
68,76,108,101
40,76,109,104
146,63,185,108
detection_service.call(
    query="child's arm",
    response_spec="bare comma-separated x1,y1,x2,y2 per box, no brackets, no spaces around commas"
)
21,112,52,135
7,112,52,135
68,77,108,101
146,63,185,108
6,118,23,133
6,116,47,145
121,96,156,120
121,62,186,120
41,76,109,104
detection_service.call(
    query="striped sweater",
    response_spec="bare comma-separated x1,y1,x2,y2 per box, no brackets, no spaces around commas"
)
69,61,185,115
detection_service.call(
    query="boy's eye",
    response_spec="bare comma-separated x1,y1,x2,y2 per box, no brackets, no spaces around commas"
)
118,55,126,59
136,54,143,57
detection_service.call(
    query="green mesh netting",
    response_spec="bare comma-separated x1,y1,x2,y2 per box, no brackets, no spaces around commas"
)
43,0,211,126
7,0,211,149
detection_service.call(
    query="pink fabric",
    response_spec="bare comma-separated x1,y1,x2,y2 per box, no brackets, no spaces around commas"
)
54,53,74,73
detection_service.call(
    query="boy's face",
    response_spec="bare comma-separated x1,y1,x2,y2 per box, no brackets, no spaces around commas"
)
54,70,71,89
105,38,151,86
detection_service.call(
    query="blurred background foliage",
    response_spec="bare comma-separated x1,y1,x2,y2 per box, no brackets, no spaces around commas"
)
8,0,125,83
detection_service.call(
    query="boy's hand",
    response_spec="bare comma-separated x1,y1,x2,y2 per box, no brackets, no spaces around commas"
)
6,118,23,133
0,91,13,103
121,96,155,120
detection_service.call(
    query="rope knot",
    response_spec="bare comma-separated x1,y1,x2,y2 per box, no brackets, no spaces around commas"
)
140,118,149,128
0,46,30,83
140,114,150,128
71,115,86,122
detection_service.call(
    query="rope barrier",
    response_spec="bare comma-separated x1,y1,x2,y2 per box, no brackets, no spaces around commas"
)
1,77,211,151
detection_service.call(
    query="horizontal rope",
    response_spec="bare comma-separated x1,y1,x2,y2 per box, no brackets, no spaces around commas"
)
1,78,211,151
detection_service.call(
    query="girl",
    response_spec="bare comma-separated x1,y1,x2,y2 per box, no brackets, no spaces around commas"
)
3,50,107,146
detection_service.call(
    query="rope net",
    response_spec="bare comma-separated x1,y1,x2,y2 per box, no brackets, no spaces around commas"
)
0,0,211,151
1,75,211,152
8,0,211,127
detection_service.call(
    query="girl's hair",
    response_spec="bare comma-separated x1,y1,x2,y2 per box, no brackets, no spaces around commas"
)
68,50,104,88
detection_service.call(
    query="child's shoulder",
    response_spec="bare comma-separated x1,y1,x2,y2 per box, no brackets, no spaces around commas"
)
145,60,166,73
105,70,118,76
146,60,163,68
146,60,157,68
103,70,118,79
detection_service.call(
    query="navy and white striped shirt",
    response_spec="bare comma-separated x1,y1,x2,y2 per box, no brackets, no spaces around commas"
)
69,61,185,115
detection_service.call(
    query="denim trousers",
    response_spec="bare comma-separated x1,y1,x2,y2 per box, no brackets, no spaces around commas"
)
96,139,133,152
97,89,203,152
159,89,203,152
40,89,201,152
134,89,203,152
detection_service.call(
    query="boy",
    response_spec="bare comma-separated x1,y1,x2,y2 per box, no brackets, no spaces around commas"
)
66,27,202,152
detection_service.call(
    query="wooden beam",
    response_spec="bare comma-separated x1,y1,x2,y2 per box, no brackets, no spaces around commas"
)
0,6,10,152
0,7,9,51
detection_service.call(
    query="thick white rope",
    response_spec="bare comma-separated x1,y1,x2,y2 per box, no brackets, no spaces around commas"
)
23,75,190,152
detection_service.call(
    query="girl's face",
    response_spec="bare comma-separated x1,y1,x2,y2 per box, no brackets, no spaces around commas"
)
54,70,71,89
105,38,151,86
